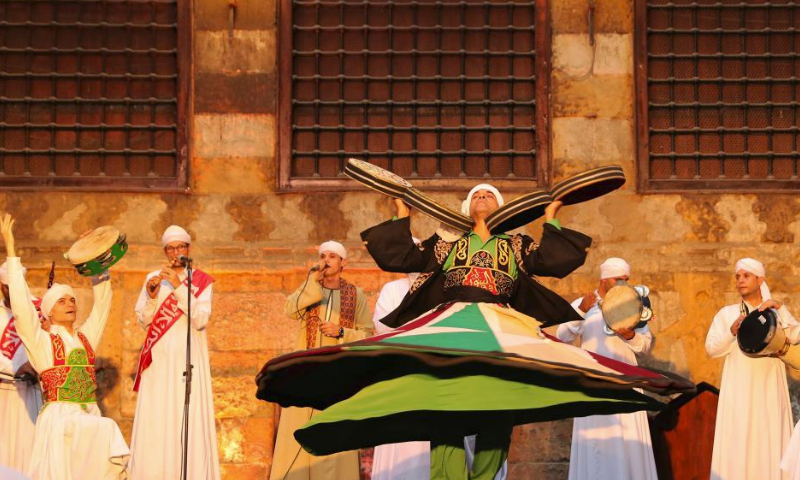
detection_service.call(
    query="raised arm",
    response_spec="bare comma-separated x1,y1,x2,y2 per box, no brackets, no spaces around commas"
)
521,224,592,279
134,272,160,329
361,216,435,273
1,215,51,372
76,272,113,350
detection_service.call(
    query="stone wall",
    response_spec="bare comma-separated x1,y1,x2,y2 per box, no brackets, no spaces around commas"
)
4,0,800,479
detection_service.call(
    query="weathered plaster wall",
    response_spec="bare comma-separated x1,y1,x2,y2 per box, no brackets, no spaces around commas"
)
6,0,799,479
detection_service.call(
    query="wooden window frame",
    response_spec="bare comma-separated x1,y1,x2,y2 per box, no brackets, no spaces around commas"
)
0,0,191,192
277,0,551,192
634,0,800,193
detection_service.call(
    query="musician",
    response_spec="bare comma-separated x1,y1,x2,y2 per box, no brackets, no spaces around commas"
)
0,261,42,472
270,240,373,480
0,214,129,480
555,257,657,480
360,184,590,480
129,225,220,480
706,258,799,480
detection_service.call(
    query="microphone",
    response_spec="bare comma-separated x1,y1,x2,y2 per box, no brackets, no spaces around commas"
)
178,255,193,264
310,264,329,272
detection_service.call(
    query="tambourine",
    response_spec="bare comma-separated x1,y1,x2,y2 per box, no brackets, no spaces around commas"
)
738,308,800,370
343,158,413,198
64,226,128,276
600,282,653,336
551,165,626,206
485,190,553,234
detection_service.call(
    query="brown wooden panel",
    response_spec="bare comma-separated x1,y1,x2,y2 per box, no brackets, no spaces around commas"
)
0,0,187,191
279,0,548,190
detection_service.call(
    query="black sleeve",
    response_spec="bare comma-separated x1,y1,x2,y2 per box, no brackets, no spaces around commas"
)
522,223,592,278
360,216,435,273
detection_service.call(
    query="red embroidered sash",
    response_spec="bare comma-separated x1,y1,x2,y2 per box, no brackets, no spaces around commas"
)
305,279,357,349
0,298,43,361
133,269,214,392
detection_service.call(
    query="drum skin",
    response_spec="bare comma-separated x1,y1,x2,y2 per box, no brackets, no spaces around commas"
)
64,226,128,276
737,308,779,355
737,308,800,370
600,283,644,332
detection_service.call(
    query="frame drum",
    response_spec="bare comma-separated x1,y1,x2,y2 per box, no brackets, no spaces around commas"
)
551,165,626,206
485,190,553,234
403,188,473,233
343,158,413,198
64,226,128,276
600,282,644,334
738,308,800,370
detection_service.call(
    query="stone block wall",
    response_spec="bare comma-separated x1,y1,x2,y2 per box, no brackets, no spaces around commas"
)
4,0,799,479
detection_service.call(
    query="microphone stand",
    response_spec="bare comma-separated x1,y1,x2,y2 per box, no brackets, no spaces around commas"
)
180,257,193,480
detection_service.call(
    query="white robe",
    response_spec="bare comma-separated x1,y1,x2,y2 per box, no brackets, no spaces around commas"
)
707,301,799,480
370,277,507,480
372,277,431,480
6,257,129,480
555,295,657,480
0,304,42,472
129,269,221,480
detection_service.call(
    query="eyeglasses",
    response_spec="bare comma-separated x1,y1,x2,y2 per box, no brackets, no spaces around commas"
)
165,244,189,254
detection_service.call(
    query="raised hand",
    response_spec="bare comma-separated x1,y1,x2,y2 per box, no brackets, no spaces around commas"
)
544,200,564,222
393,198,410,219
0,213,16,258
578,292,599,313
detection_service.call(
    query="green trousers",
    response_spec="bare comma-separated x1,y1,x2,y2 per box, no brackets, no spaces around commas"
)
430,426,512,480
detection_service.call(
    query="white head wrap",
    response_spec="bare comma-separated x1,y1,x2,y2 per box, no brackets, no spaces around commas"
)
735,257,771,300
40,283,76,319
161,225,191,247
0,261,25,285
318,240,347,260
461,184,505,216
600,257,631,280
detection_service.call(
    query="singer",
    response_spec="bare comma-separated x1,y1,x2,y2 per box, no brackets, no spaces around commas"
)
270,240,373,480
129,225,220,480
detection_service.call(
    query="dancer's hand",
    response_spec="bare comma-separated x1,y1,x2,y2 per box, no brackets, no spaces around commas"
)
0,214,16,258
544,200,563,222
393,198,410,219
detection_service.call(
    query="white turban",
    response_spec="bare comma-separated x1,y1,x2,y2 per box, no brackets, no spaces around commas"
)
319,240,347,260
735,257,771,300
461,184,505,216
161,225,191,247
600,257,631,279
0,261,25,285
40,283,76,319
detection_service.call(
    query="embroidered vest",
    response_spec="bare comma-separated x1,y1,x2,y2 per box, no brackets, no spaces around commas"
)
39,331,97,409
304,279,357,349
443,236,516,297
